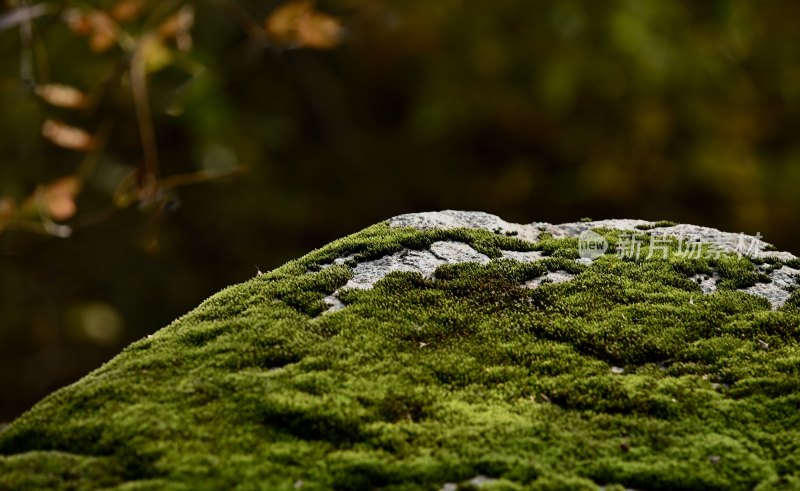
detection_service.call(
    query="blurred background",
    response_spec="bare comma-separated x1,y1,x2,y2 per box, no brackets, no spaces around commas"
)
1,0,799,422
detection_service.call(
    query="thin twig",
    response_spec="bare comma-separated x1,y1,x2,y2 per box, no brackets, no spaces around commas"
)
130,33,160,195
0,3,51,32
17,0,35,84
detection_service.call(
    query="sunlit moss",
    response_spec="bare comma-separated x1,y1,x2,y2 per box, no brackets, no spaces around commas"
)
1,223,798,490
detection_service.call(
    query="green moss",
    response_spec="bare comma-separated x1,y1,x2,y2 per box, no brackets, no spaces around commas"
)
711,255,769,290
635,220,678,230
1,222,799,490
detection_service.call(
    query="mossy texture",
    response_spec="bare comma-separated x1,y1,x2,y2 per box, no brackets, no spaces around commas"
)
2,221,800,490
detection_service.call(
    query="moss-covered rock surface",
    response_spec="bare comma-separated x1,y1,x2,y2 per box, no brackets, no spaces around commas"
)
2,211,800,490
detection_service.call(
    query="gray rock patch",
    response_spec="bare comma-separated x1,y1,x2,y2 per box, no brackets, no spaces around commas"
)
525,270,574,289
467,475,497,487
544,219,653,238
345,249,445,290
321,241,490,314
691,274,718,295
768,265,800,290
744,283,792,309
500,250,545,263
691,266,798,309
318,211,799,313
430,241,490,264
343,241,489,291
741,266,799,309
389,211,795,261
649,224,795,261
322,293,346,313
390,210,541,242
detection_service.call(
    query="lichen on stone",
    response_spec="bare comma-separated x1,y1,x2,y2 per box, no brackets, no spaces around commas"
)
2,211,800,490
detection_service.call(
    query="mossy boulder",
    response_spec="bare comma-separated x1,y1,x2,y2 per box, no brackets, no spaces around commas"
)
2,211,800,490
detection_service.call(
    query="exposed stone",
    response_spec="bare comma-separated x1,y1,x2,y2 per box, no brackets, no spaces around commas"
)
322,293,346,313
690,266,799,309
430,241,490,264
326,211,800,312
743,266,798,308
468,475,497,487
691,274,718,295
500,250,545,263
344,241,489,291
389,211,796,261
525,270,574,289
388,210,541,242
648,224,796,262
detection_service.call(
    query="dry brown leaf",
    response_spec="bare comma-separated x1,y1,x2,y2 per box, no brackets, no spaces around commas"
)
63,9,118,52
41,119,95,151
266,0,342,50
87,11,118,52
35,84,89,109
266,1,310,44
42,177,81,221
63,8,93,35
111,0,144,22
0,197,15,220
0,197,12,232
297,12,341,49
159,5,194,52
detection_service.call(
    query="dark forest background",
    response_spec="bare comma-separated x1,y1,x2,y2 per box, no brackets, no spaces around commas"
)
2,0,800,422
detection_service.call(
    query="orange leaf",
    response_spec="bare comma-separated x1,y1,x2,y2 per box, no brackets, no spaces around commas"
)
63,9,118,52
0,197,13,233
266,0,309,44
87,11,118,53
0,197,15,220
111,0,144,22
63,8,93,35
42,177,81,221
35,84,88,109
297,11,341,49
266,0,342,50
41,119,95,151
